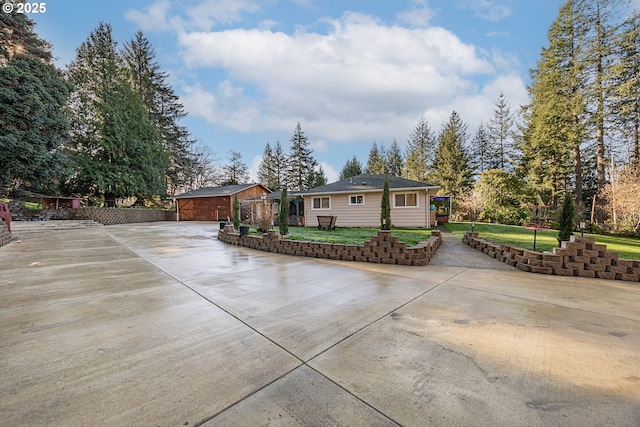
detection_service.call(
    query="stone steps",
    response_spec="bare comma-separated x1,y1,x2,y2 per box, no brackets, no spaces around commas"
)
10,219,104,235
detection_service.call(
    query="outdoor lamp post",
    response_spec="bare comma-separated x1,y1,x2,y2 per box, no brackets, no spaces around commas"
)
580,221,586,236
472,221,475,232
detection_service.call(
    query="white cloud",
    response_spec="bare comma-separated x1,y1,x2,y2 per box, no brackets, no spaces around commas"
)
458,0,512,22
397,0,436,27
177,12,505,144
126,0,261,32
320,162,339,183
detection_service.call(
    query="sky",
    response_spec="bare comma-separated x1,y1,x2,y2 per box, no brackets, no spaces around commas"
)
26,0,579,184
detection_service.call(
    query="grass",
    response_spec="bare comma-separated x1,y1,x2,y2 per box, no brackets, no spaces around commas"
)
446,222,640,260
248,225,431,246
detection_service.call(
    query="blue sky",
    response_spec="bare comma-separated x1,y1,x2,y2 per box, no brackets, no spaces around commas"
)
29,0,574,183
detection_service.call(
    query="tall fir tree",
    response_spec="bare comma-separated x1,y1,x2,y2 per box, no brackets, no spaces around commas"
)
521,0,588,208
405,116,436,181
380,175,391,230
0,11,71,193
365,142,387,174
121,30,196,196
65,22,168,200
430,111,473,206
258,143,278,190
339,155,363,179
386,139,404,177
487,93,517,171
469,123,491,177
222,149,249,186
286,123,317,191
611,11,640,166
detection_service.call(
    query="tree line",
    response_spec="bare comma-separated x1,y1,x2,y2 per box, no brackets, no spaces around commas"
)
1,12,217,205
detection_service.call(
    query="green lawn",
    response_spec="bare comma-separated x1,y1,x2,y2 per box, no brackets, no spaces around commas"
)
249,226,431,247
446,222,640,260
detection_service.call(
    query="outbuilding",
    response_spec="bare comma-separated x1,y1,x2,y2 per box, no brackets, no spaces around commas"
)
174,184,271,221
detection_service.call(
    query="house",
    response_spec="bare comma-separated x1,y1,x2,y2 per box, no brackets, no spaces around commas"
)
300,174,440,228
174,184,271,221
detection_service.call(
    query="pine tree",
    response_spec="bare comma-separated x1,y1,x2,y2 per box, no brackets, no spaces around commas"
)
309,165,327,188
286,123,317,191
469,124,491,176
65,22,168,200
258,143,278,190
0,12,71,193
430,111,473,206
222,150,249,186
522,0,588,208
232,195,240,228
273,141,288,190
380,175,391,230
279,188,289,235
611,11,640,166
121,30,196,196
557,193,575,245
386,139,404,177
405,116,436,182
487,93,517,171
339,156,363,180
365,142,387,174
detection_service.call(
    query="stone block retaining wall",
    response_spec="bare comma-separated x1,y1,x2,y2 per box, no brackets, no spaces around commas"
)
0,222,14,247
463,232,640,283
218,227,442,266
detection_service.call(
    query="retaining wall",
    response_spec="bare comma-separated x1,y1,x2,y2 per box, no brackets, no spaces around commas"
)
218,227,442,266
73,207,174,225
463,232,640,283
0,222,14,247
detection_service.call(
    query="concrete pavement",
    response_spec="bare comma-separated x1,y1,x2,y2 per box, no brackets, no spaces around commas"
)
1,222,639,426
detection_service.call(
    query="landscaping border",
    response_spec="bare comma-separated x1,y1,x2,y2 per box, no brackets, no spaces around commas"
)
463,232,640,283
0,222,15,247
218,227,442,266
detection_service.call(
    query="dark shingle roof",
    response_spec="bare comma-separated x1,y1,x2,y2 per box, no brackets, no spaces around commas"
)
300,174,439,195
174,184,268,199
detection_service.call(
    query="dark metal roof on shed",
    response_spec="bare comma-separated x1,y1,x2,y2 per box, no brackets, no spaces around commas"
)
174,184,270,199
300,174,439,195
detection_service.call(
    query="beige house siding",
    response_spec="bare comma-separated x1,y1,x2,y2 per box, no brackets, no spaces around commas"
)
305,190,437,228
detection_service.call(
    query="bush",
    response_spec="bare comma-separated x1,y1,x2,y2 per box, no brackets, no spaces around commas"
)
557,194,575,245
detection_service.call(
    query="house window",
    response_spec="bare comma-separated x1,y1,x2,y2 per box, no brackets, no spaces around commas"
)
394,192,418,208
312,196,330,210
349,194,365,205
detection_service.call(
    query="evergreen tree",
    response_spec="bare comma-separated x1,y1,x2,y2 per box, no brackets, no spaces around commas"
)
611,11,640,166
65,22,168,200
405,116,436,181
430,111,473,206
309,165,327,188
380,175,391,230
286,123,317,191
365,142,387,174
557,193,575,245
0,12,71,193
339,155,363,180
222,149,249,186
273,141,288,190
121,30,196,196
469,123,491,176
279,187,289,235
232,195,240,228
386,139,404,177
487,93,517,171
258,143,278,190
521,0,588,208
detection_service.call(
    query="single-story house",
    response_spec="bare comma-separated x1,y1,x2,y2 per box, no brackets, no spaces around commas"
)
174,184,271,221
300,174,440,228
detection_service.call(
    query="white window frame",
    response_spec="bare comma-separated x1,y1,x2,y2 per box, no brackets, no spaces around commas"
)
312,196,331,210
348,194,365,206
393,192,419,208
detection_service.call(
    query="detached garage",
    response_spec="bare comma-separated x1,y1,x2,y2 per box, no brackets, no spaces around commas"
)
174,184,271,221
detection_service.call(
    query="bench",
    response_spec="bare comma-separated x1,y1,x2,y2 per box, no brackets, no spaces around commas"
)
317,215,337,230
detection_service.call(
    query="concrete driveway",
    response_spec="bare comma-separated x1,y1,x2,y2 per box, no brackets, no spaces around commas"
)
1,222,639,426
